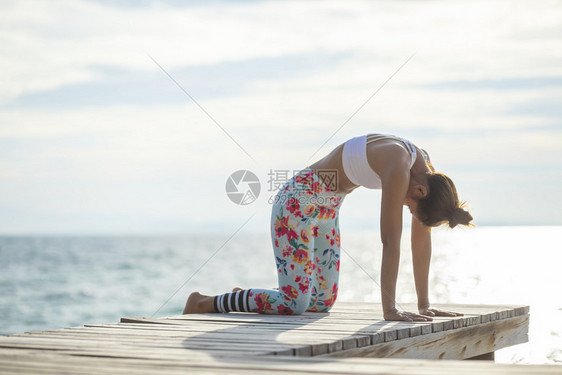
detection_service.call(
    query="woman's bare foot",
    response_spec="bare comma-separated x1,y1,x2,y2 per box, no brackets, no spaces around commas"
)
183,292,215,314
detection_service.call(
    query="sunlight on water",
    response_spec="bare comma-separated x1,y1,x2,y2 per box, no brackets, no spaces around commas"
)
1,226,561,364
339,226,562,364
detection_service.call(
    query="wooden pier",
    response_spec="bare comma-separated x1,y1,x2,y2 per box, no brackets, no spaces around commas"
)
1,302,559,374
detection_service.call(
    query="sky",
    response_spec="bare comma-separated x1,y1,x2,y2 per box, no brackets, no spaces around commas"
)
1,0,561,235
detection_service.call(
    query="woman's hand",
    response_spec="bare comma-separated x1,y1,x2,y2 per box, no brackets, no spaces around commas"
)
419,307,464,317
384,309,433,322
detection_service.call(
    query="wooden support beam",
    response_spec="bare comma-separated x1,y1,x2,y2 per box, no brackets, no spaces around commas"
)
468,352,495,361
320,314,528,360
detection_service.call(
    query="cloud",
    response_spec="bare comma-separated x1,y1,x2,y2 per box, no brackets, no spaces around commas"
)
2,0,562,232
3,52,351,109
423,77,562,91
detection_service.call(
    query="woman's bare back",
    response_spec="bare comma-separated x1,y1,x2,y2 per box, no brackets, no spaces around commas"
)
308,137,418,195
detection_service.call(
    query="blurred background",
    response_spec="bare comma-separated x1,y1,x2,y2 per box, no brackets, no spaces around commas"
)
1,0,561,233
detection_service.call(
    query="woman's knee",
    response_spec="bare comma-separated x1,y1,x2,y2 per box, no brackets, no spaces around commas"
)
315,303,335,313
291,300,310,315
278,294,311,315
305,299,337,313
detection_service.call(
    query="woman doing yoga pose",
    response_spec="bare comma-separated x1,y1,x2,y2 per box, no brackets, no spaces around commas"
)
183,133,472,321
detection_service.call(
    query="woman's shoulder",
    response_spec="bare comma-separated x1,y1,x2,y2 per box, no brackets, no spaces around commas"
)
367,137,413,161
366,139,413,177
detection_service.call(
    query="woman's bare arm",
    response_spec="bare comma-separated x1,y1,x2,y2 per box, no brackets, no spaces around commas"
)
411,216,464,318
379,153,431,322
379,175,404,319
411,216,431,310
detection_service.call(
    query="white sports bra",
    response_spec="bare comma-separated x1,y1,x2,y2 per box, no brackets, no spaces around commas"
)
341,134,424,189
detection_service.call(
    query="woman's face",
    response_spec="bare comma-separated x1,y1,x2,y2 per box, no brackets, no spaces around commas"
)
403,196,419,217
404,183,428,219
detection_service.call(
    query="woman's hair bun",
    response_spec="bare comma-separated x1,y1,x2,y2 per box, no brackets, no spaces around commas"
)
417,172,473,228
449,206,473,228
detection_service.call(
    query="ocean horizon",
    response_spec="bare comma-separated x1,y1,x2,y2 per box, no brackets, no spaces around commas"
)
1,225,561,365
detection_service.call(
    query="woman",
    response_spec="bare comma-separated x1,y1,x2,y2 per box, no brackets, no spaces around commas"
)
183,133,473,321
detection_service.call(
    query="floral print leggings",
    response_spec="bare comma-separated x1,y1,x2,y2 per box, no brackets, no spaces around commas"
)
214,167,346,315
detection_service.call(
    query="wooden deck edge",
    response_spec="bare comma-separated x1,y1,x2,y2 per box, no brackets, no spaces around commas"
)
317,314,529,360
1,348,560,375
263,304,530,358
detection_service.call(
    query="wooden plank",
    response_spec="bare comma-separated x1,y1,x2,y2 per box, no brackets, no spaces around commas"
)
321,314,529,360
12,324,374,358
17,328,370,357
0,348,560,375
0,332,302,355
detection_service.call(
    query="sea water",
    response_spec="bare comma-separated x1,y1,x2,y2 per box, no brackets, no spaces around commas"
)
1,226,561,365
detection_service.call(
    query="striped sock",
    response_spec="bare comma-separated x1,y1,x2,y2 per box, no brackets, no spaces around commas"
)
214,289,253,313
